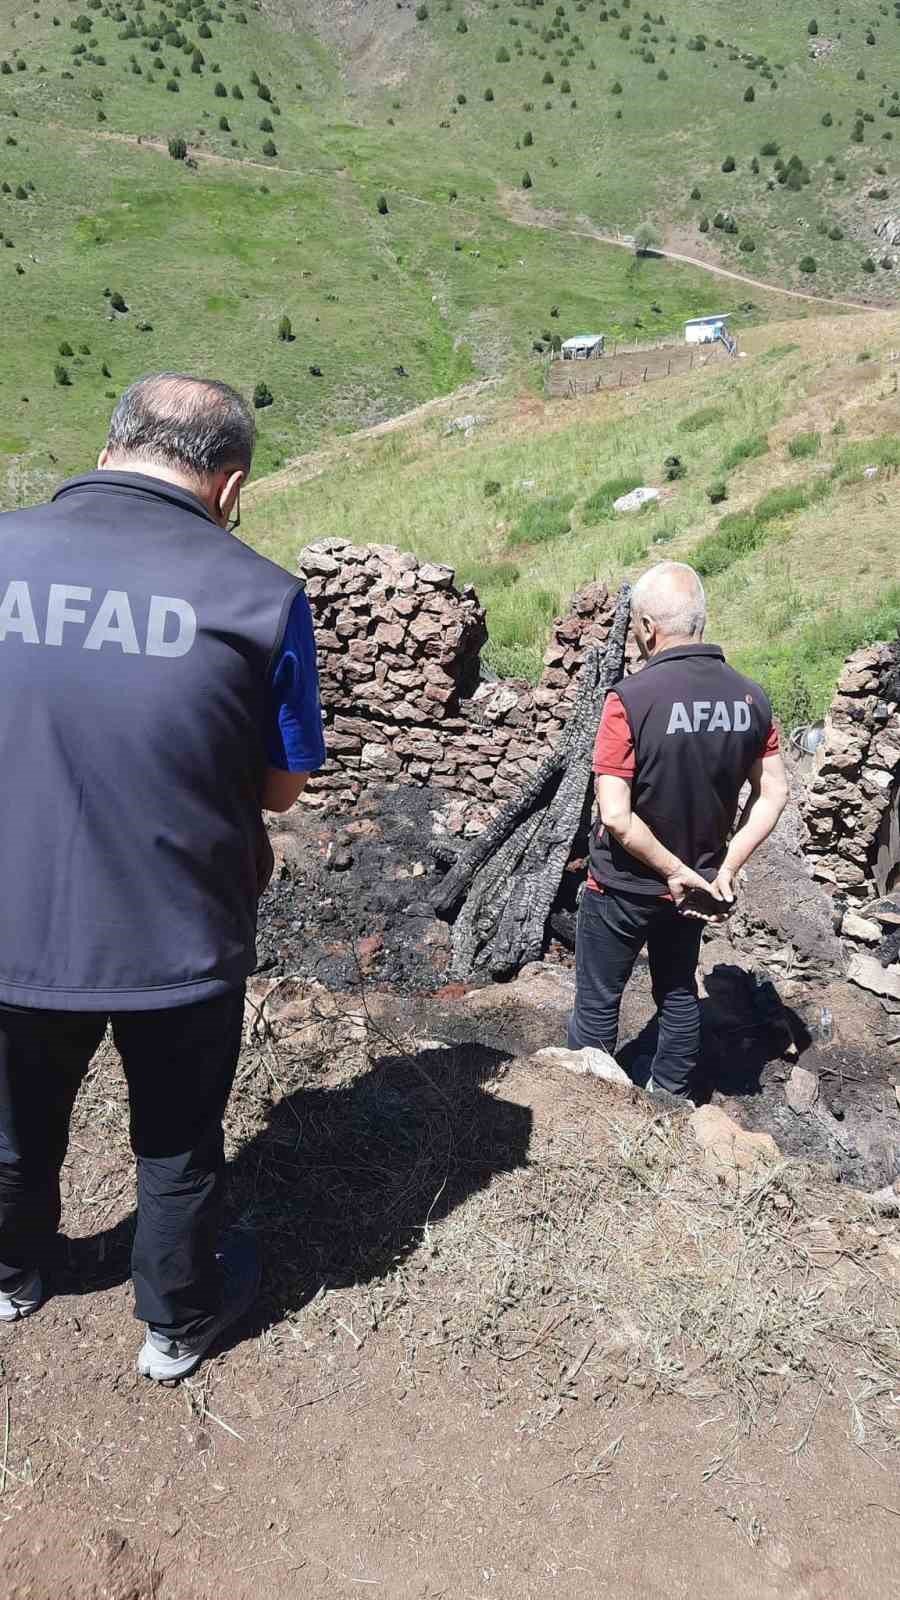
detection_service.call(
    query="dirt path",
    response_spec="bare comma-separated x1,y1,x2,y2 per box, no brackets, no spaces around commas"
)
244,376,499,502
500,191,889,315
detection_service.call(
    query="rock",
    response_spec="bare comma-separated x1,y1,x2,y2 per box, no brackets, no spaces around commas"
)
613,485,660,513
867,1178,900,1213
326,845,353,872
533,1045,632,1087
847,953,900,1000
689,1105,780,1181
299,548,340,577
875,215,900,247
785,1063,819,1114
418,562,455,589
360,742,402,775
841,911,881,944
445,413,487,436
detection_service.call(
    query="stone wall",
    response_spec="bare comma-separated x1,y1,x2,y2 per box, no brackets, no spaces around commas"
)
298,539,631,823
802,642,900,959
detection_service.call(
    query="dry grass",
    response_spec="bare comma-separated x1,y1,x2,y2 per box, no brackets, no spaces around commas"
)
59,997,900,1456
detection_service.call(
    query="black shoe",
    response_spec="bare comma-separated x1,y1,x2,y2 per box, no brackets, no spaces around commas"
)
137,1230,261,1383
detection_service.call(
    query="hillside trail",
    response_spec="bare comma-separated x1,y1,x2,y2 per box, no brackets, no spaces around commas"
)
61,121,890,313
244,376,500,502
499,190,890,316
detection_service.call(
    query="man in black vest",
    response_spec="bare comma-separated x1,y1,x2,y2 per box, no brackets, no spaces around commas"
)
0,375,325,1379
568,561,787,1106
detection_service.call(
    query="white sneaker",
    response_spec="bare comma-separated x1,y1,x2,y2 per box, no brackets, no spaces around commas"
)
0,1268,43,1322
137,1231,260,1383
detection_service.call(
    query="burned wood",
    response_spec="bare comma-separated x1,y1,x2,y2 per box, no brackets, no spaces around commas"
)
438,584,632,979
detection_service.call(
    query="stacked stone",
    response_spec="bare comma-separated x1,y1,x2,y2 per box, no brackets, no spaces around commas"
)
803,643,900,917
298,540,627,813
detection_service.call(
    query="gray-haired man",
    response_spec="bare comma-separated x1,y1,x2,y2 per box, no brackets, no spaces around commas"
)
568,561,787,1105
0,375,325,1378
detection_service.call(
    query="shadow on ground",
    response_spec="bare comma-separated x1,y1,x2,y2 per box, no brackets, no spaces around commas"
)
617,959,812,1100
60,1042,533,1350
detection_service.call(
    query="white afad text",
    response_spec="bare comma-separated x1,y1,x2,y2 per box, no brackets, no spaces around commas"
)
0,581,197,657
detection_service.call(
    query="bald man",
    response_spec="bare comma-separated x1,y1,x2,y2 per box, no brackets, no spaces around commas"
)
568,561,788,1106
0,375,325,1378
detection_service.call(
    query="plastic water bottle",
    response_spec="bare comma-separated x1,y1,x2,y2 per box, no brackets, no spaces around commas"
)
819,1007,833,1044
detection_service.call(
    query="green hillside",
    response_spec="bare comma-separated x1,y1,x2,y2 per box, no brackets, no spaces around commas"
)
0,0,896,502
247,309,900,724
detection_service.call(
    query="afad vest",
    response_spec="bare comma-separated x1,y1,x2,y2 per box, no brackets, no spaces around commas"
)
0,472,303,1010
589,644,772,897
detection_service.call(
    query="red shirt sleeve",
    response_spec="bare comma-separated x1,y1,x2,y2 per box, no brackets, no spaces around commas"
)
761,721,780,757
592,691,636,780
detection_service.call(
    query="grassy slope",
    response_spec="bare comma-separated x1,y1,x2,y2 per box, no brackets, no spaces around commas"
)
0,0,895,501
247,310,900,723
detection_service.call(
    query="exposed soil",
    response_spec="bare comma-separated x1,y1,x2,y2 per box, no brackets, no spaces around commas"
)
2,785,899,1599
261,784,899,1189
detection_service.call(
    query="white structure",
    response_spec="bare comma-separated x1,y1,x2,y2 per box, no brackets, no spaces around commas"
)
684,314,730,345
561,333,605,360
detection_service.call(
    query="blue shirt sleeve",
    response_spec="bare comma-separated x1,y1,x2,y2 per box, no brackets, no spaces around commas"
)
264,590,327,773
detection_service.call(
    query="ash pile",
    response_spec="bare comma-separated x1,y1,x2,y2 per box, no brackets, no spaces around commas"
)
257,782,452,992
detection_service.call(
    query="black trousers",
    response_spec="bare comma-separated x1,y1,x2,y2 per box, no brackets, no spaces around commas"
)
0,988,244,1340
567,888,704,1095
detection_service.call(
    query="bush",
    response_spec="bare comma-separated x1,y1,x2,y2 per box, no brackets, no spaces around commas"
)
787,430,822,462
496,45,511,62
521,170,533,188
484,86,494,101
582,476,642,524
610,79,622,93
798,255,817,273
721,155,735,172
511,493,575,544
253,382,273,409
868,187,889,200
58,340,74,357
663,454,685,481
262,139,277,156
679,405,724,434
110,291,127,312
277,313,293,342
706,481,728,504
232,84,243,99
483,480,501,498
542,70,554,84
721,432,769,472
456,17,467,31
828,225,843,241
698,214,710,232
166,79,179,93
54,363,71,387
523,129,533,146
744,85,755,102
808,18,818,34
219,115,230,131
760,139,779,156
260,116,274,132
168,136,187,160
821,111,832,127
862,256,877,273
377,193,389,214
690,184,701,199
415,3,428,17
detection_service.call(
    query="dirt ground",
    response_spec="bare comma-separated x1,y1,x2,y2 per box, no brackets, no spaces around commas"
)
1,974,899,1600
2,794,899,1598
